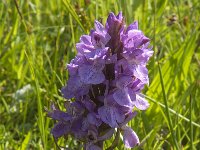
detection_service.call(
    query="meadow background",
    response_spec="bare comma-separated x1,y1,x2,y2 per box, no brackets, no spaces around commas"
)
0,0,200,149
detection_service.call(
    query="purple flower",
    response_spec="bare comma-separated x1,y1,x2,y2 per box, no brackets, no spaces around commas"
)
47,12,153,149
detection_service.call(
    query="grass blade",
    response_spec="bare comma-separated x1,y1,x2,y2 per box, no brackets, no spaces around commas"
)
19,131,31,150
62,0,86,32
158,62,179,149
190,95,193,150
142,94,200,128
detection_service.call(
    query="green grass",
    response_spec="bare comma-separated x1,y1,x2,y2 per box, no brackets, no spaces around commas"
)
0,0,200,149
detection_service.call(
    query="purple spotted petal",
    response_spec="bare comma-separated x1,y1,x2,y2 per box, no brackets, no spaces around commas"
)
76,42,109,61
98,105,125,128
81,96,96,112
70,101,85,115
122,30,143,49
126,21,138,33
67,63,78,76
123,48,153,65
94,21,111,44
141,49,154,63
76,43,94,57
71,117,87,139
81,118,90,131
67,56,88,76
98,106,118,128
80,35,92,45
91,47,109,60
94,21,111,43
122,49,144,64
129,79,144,92
113,89,134,107
87,112,102,127
90,21,111,48
114,106,126,123
47,110,72,122
90,30,106,48
46,103,72,122
104,94,118,106
115,76,133,89
134,94,149,110
119,111,137,127
61,75,90,99
94,20,105,32
133,65,149,84
51,122,70,139
78,65,105,84
122,126,139,148
116,11,123,20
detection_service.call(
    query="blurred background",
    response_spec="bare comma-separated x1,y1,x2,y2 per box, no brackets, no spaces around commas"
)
0,0,200,149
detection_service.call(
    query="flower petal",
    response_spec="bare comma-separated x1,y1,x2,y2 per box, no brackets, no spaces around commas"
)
98,106,118,128
94,20,105,33
113,89,133,107
87,112,102,127
134,94,149,110
79,65,105,84
81,96,96,112
61,75,90,99
47,110,72,122
119,111,137,127
126,21,138,33
122,126,139,148
98,105,125,128
115,76,133,89
51,122,70,139
133,65,149,84
80,35,92,45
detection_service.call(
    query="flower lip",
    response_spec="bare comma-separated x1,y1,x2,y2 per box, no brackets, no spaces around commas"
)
122,125,140,148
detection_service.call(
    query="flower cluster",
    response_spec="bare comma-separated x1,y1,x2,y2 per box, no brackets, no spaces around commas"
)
47,12,153,149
